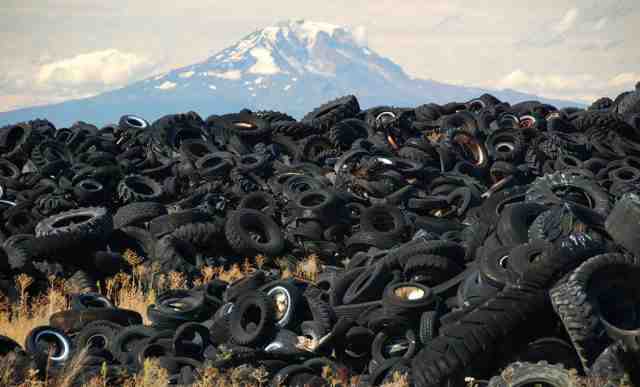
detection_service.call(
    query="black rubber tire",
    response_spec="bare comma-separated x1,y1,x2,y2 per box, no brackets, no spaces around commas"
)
113,201,167,229
260,280,304,329
149,209,210,239
496,202,548,246
229,291,277,347
403,254,462,287
24,326,72,368
302,95,360,131
479,246,515,289
50,307,142,334
70,292,114,310
605,193,640,256
74,320,121,352
381,282,435,316
172,322,211,358
550,253,640,372
371,328,418,364
418,310,440,346
110,324,156,365
526,171,611,215
342,263,392,305
507,240,553,283
117,174,163,204
35,206,112,240
359,204,407,240
224,209,285,257
488,361,577,387
411,286,550,387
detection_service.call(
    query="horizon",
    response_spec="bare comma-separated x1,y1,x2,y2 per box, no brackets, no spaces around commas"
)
1,0,638,114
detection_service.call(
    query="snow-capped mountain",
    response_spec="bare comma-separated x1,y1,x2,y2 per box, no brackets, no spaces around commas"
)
0,20,580,127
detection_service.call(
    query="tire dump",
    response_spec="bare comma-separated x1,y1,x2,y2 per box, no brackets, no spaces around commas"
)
1,86,640,386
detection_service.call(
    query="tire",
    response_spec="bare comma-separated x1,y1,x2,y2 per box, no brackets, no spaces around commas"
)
479,246,515,288
70,292,114,310
172,322,211,358
371,328,418,364
149,209,210,239
526,171,611,215
418,310,440,345
605,193,640,256
195,152,234,178
147,289,207,328
411,286,550,387
488,361,577,387
74,320,121,352
507,240,553,284
292,189,340,225
73,179,106,205
113,201,167,229
117,174,163,204
302,95,360,131
35,206,112,240
49,307,142,334
550,253,640,371
24,326,72,368
238,191,277,217
359,205,407,240
229,291,277,346
328,118,368,149
224,209,285,257
403,253,463,287
496,202,548,246
381,282,435,316
222,112,272,140
110,324,156,365
261,280,304,329
342,263,392,305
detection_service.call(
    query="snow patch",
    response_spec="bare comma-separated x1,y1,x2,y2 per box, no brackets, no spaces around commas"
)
248,47,280,74
153,73,166,81
209,85,217,90
178,71,195,78
155,81,176,90
254,77,264,84
205,70,242,80
283,85,291,91
362,48,371,55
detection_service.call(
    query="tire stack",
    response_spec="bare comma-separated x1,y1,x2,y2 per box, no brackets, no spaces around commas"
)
0,87,639,386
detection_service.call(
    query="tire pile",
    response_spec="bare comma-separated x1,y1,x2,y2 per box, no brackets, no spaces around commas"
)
1,85,640,386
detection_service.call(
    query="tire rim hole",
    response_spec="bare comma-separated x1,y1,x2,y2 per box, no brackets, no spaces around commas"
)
52,214,92,228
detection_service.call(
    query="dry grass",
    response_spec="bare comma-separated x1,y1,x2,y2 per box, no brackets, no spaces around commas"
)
0,257,413,387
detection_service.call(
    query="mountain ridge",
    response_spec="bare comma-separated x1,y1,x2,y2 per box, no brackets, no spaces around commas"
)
0,20,582,127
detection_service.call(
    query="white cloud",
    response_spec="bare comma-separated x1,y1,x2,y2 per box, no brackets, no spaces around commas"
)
609,73,640,88
594,17,607,31
352,25,368,47
37,49,153,87
554,8,578,34
155,80,176,90
486,69,639,102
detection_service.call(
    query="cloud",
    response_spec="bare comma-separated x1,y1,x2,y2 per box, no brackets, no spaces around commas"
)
553,8,578,34
518,7,579,48
351,25,368,47
37,49,154,88
609,73,640,88
486,69,639,102
594,17,607,31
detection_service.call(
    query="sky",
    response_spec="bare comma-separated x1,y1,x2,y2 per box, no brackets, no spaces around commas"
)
1,0,638,112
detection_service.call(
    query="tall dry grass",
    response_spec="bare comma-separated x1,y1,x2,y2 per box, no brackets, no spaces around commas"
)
0,255,407,386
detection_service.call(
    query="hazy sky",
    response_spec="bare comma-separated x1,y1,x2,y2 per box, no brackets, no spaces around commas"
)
1,0,638,112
